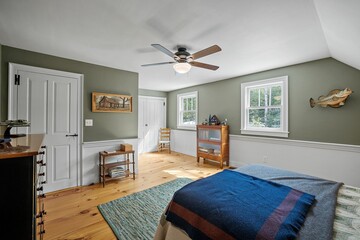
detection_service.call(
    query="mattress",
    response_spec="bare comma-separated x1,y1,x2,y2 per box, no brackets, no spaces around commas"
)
155,184,360,240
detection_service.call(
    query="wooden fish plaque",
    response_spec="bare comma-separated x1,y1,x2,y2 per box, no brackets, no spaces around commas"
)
309,88,353,108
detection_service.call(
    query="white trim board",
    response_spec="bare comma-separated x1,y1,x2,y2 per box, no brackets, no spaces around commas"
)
171,129,360,187
82,138,138,185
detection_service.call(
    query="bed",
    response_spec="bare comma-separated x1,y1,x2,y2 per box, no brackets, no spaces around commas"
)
154,165,360,240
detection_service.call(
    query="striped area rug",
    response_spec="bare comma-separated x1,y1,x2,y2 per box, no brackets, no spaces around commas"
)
98,178,192,240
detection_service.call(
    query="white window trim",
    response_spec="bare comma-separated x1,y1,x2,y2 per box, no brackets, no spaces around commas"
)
241,76,289,138
177,91,198,130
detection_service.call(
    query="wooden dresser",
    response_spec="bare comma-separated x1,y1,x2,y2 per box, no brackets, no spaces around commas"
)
0,134,46,239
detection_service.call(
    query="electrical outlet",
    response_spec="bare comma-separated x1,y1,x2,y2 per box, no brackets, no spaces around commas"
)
263,156,268,163
85,119,93,126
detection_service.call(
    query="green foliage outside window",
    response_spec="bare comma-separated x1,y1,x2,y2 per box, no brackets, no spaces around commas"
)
183,112,196,124
248,85,282,128
182,97,196,124
183,97,196,111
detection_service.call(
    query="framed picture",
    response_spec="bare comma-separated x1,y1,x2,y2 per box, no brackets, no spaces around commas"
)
92,92,132,113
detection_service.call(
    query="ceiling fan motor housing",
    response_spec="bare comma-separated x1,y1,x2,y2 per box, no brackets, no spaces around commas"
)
175,47,193,62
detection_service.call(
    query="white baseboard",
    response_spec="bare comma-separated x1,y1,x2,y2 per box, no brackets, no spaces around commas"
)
171,130,360,187
82,138,138,186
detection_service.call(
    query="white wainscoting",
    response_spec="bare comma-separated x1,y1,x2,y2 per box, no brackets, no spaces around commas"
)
171,130,360,187
82,138,138,186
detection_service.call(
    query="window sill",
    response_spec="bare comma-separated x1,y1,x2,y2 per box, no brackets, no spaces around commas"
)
241,129,289,138
177,125,196,131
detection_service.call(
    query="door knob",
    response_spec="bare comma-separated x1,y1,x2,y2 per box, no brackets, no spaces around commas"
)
145,124,148,126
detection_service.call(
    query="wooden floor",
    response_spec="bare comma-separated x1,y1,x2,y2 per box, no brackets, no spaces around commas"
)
43,151,226,240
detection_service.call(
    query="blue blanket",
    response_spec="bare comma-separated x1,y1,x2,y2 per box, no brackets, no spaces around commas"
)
165,170,315,240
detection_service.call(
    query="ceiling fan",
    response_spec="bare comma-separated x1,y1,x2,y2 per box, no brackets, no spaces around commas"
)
141,44,222,74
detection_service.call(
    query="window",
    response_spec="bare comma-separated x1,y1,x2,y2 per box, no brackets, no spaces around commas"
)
177,91,198,130
241,76,288,138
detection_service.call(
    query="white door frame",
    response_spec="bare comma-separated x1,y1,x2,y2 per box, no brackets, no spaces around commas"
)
138,95,167,153
8,63,84,186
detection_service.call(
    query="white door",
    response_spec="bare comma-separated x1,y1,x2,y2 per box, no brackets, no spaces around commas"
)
8,63,82,193
138,96,166,153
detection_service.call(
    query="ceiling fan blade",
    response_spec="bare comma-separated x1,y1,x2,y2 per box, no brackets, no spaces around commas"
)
151,44,174,58
190,61,219,71
191,45,221,60
141,62,175,67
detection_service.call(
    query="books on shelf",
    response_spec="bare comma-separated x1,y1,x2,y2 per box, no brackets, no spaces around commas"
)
207,148,214,153
209,137,220,141
198,147,217,154
214,149,221,154
108,166,127,178
104,150,117,154
199,147,208,153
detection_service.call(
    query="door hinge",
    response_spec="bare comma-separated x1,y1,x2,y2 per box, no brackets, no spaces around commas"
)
15,74,20,85
163,102,165,106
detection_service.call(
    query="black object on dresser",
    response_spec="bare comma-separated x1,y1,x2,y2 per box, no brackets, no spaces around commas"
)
0,134,46,240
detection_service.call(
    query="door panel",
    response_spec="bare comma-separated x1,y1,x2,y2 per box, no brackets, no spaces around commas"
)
16,71,48,135
53,145,70,180
45,75,78,192
53,81,71,133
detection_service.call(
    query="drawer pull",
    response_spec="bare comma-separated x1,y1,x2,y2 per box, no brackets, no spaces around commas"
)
38,194,46,198
36,210,47,218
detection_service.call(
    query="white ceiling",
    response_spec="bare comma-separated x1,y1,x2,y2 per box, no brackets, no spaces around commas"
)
0,0,359,91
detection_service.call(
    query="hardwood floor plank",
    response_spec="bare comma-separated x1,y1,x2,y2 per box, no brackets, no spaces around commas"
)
43,152,225,239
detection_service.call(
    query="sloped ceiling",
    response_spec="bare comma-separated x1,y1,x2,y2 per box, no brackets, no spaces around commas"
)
314,0,360,70
0,0,359,91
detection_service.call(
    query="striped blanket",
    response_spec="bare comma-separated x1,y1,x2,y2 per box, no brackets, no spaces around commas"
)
165,170,315,240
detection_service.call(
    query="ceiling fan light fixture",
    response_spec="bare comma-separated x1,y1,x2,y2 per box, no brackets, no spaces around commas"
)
173,62,191,74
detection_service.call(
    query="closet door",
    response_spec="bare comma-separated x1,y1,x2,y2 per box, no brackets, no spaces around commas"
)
138,96,166,153
8,63,82,193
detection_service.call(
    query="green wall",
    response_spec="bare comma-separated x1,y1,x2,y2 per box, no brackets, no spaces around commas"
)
0,44,2,122
0,46,138,142
168,58,360,145
139,89,167,98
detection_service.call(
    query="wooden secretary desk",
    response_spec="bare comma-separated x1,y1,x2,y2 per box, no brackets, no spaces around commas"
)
196,124,229,168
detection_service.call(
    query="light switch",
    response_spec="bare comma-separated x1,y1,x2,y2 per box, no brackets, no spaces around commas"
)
85,119,93,126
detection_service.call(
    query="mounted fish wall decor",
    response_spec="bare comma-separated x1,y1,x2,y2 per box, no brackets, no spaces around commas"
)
310,88,353,108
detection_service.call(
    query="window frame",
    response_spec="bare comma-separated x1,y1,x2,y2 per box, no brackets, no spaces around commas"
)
177,91,198,130
241,76,289,138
